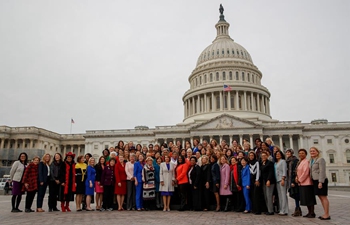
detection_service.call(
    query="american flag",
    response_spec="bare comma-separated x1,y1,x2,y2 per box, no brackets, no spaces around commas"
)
223,84,232,91
71,118,75,124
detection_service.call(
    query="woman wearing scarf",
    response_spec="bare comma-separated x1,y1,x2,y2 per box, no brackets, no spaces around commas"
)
75,155,87,211
142,157,156,210
248,151,264,214
230,157,243,212
134,154,145,211
58,152,76,212
285,149,300,216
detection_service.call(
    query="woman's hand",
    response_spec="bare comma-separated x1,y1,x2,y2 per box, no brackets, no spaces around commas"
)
55,180,60,184
161,181,164,186
40,182,44,186
266,180,270,187
25,183,29,189
291,183,295,187
318,182,322,189
281,179,285,187
118,182,121,187
246,186,250,189
224,185,228,189
255,181,260,187
89,182,93,188
135,180,138,186
172,181,175,186
205,182,209,189
61,183,65,186
215,183,219,188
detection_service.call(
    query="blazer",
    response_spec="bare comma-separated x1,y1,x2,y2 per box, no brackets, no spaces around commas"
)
219,163,232,196
101,165,115,186
241,165,251,187
274,159,287,182
211,162,220,185
133,161,144,183
10,161,26,182
176,163,189,185
230,164,242,192
297,159,312,186
311,157,327,183
159,162,175,192
200,164,211,186
189,165,201,188
38,162,50,183
260,160,276,184
22,163,38,192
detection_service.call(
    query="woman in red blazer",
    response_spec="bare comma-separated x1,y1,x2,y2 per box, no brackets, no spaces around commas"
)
115,155,127,210
22,156,40,213
176,155,189,211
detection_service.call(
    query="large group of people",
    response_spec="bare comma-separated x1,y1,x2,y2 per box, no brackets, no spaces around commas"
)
9,138,330,220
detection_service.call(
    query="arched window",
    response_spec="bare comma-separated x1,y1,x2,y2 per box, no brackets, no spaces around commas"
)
210,73,213,82
223,72,226,80
252,75,255,83
199,76,202,85
195,78,198,86
229,71,232,80
222,49,225,55
247,73,250,82
216,95,220,109
204,74,207,83
346,149,350,163
216,72,219,81
242,72,245,81
227,49,230,55
232,49,235,55
217,50,219,55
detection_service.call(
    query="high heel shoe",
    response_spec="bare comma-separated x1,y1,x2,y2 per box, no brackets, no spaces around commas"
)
36,208,45,212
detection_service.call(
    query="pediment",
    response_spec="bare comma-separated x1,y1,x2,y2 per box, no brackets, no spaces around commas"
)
190,114,261,130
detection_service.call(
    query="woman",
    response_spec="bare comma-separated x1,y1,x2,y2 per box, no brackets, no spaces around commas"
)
115,155,127,211
134,154,145,211
243,143,251,156
274,150,288,215
192,139,199,154
94,156,105,210
186,148,192,164
296,149,316,218
210,155,220,211
10,152,28,212
101,158,116,211
75,155,87,211
36,153,51,212
248,151,263,215
219,156,232,212
154,157,163,209
310,147,330,220
285,149,300,216
49,153,63,212
117,140,124,151
159,155,176,211
125,153,136,210
176,155,189,211
225,149,233,159
260,151,276,215
22,156,40,213
189,156,202,211
59,152,76,212
241,157,251,213
142,157,156,210
230,156,243,212
85,157,96,211
102,149,110,163
201,155,211,211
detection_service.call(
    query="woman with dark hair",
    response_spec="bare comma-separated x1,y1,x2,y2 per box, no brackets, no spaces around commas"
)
200,155,211,211
59,152,76,212
241,157,251,213
210,154,220,211
296,149,316,218
225,149,233,159
230,157,243,212
22,156,40,213
192,139,200,154
248,151,263,214
117,140,125,150
37,153,51,212
274,150,288,215
142,157,156,210
285,149,300,216
219,156,232,212
134,154,145,211
49,153,63,212
176,155,189,211
102,149,110,163
94,156,105,210
10,152,28,212
101,158,116,211
115,155,127,211
75,155,87,211
154,157,163,209
136,144,142,152
189,156,201,211
260,151,276,215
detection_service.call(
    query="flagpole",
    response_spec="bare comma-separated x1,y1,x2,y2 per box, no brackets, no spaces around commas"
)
70,121,72,134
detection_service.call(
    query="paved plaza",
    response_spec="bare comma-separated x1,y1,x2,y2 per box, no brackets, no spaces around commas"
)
0,190,348,225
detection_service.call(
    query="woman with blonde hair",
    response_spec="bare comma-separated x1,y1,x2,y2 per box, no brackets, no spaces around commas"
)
75,155,87,211
85,157,96,211
310,147,330,220
37,153,51,212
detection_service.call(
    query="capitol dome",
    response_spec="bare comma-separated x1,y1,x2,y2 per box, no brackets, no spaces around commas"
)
182,7,273,124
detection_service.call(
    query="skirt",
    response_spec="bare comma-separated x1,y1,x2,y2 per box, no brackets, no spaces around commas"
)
161,191,173,196
211,183,219,193
313,179,328,196
299,185,317,206
76,181,85,194
95,181,104,193
12,181,23,195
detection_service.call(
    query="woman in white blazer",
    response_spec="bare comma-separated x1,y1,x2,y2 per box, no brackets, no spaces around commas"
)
159,154,176,211
274,150,289,215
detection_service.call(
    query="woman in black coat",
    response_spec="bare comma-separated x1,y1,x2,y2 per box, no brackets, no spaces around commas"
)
189,156,201,211
210,155,220,211
49,153,64,212
200,155,211,211
260,151,276,215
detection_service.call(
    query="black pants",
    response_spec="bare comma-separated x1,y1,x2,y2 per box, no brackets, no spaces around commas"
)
202,186,210,210
103,185,114,209
250,181,264,213
231,191,244,211
25,191,36,209
48,180,60,210
191,186,202,211
178,183,188,210
37,178,49,208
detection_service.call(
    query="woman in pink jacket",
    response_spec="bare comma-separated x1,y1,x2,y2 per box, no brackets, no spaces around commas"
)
219,156,232,211
296,149,316,218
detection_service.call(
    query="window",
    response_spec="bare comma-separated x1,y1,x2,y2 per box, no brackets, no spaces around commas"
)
247,73,250,82
222,49,224,55
217,50,219,55
252,75,255,83
230,95,234,109
50,146,52,150
204,75,207,83
227,49,230,54
329,154,335,163
327,139,332,144
237,50,239,55
229,71,232,80
345,139,349,144
104,145,109,149
223,72,226,80
209,97,212,111
194,99,197,113
346,150,350,163
313,139,319,144
236,72,239,80
44,145,47,149
238,96,242,109
212,51,214,56
199,76,202,85
331,173,337,182
232,49,235,55
216,72,219,81
196,78,198,86
216,95,220,109
94,145,98,149
242,72,245,81
210,73,213,82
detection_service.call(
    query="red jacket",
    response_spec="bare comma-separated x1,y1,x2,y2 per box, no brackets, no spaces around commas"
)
176,163,189,185
22,163,38,192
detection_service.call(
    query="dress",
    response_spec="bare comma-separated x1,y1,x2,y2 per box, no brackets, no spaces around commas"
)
94,164,104,193
211,162,220,193
159,162,175,196
115,161,127,195
142,164,156,200
75,163,87,194
85,165,96,196
58,162,76,202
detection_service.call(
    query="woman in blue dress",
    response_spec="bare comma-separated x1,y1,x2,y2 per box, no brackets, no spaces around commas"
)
85,158,96,211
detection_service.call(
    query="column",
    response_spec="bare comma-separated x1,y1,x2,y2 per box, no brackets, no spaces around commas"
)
236,91,239,110
182,139,185,148
30,139,33,149
251,92,254,111
249,135,253,146
204,94,207,112
219,91,223,111
63,145,67,156
78,146,81,156
0,139,4,149
211,92,215,111
266,98,270,114
190,137,193,145
197,95,200,113
22,139,26,149
239,135,243,146
209,136,213,142
14,139,18,149
173,138,176,145
244,91,247,110
228,91,231,109
257,94,260,112
184,101,187,117
229,136,233,145
200,136,203,143
299,135,304,149
260,134,263,141
219,135,223,143
279,135,283,150
289,135,294,149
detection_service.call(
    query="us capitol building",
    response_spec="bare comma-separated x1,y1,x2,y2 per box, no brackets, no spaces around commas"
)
1,6,350,186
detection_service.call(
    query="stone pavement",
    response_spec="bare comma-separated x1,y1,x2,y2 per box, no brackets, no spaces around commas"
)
0,190,349,225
